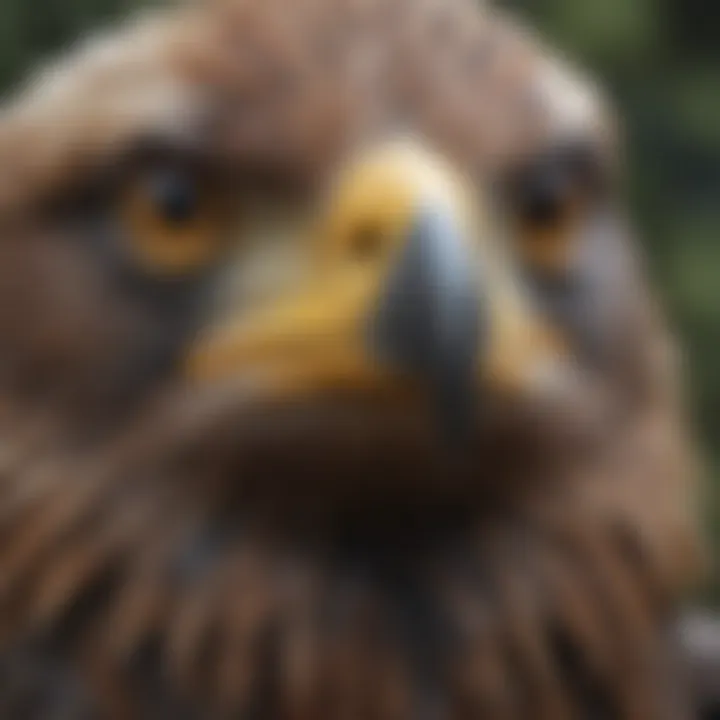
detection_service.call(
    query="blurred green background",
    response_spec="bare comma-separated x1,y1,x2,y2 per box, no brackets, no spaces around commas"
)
0,0,717,588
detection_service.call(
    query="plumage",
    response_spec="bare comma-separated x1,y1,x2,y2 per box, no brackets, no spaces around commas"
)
0,0,703,718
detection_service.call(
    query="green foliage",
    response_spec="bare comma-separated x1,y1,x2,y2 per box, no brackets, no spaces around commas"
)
526,0,660,69
0,0,157,93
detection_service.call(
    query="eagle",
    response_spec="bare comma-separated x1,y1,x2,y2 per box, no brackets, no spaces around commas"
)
0,0,704,717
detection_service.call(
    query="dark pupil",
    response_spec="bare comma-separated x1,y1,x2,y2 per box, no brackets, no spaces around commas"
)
518,164,569,227
150,172,198,225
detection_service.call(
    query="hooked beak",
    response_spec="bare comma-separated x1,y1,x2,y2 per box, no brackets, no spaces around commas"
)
187,142,564,439
370,202,482,438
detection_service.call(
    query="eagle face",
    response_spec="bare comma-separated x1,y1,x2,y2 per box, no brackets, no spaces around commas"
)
0,0,637,499
0,1,701,718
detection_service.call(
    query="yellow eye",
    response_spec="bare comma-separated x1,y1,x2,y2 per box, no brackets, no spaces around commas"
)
508,144,601,275
121,168,227,275
516,181,585,274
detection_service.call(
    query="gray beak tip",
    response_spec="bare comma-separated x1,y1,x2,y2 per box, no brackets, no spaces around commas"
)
369,205,483,442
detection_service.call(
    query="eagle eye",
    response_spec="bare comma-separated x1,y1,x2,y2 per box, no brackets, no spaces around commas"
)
516,164,571,228
150,171,200,226
119,164,229,276
505,142,604,273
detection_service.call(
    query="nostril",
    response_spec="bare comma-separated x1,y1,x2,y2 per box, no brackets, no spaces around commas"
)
349,221,385,262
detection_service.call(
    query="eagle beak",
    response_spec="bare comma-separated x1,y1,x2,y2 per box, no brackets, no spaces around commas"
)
188,141,563,433
370,202,481,437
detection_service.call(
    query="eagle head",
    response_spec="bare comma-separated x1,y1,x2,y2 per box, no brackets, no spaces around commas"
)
0,0,702,717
